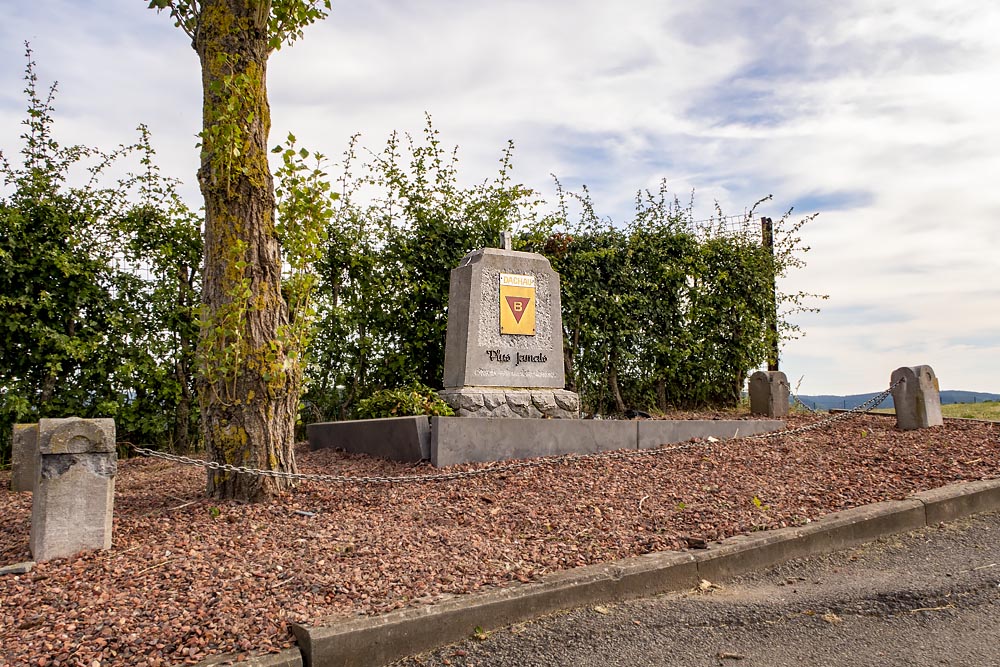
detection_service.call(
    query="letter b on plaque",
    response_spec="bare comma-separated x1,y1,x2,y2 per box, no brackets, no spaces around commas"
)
499,273,536,335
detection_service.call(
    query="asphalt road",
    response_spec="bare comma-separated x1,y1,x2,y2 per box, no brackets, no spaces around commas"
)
396,511,1000,667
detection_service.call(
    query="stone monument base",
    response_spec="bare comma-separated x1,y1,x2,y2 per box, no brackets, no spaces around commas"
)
307,416,787,466
438,387,580,419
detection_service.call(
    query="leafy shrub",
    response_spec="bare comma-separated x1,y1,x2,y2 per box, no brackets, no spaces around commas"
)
354,383,455,419
0,48,201,462
305,121,822,420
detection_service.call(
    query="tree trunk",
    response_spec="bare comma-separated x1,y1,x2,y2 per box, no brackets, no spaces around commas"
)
608,360,626,415
173,357,191,454
656,378,667,413
564,316,580,393
194,0,297,501
172,262,194,454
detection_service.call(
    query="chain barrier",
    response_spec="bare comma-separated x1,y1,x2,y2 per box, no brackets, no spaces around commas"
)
134,381,901,485
789,391,819,413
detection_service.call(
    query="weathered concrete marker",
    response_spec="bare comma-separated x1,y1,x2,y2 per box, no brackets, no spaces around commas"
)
10,423,39,493
748,370,790,418
439,244,580,418
890,365,943,430
29,417,117,562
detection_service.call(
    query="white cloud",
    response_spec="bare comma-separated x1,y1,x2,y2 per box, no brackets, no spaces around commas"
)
1,0,998,395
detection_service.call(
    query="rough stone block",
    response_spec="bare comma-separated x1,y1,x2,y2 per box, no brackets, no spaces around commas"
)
748,370,789,418
30,417,116,562
553,390,580,413
307,416,431,462
482,391,505,411
531,391,558,413
891,365,943,430
439,388,580,419
456,391,485,413
11,423,39,492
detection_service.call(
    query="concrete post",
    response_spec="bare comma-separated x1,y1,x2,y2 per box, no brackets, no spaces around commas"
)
10,423,39,492
29,417,117,562
748,370,790,418
891,365,943,430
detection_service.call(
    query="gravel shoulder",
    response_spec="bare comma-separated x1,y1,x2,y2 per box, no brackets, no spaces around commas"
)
1,414,998,666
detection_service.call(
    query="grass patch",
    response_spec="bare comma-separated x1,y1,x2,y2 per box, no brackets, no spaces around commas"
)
873,401,1000,421
942,400,1000,420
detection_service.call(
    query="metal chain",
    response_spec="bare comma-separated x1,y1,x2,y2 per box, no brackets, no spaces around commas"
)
134,381,901,485
790,391,819,413
741,380,900,441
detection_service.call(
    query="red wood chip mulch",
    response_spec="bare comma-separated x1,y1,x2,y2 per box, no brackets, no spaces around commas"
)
1,413,997,666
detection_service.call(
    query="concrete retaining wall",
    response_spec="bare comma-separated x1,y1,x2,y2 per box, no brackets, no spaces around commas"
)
637,420,784,450
430,418,638,467
307,417,431,462
307,417,786,467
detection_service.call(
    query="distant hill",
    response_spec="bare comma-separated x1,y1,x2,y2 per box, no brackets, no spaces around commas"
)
795,390,1000,411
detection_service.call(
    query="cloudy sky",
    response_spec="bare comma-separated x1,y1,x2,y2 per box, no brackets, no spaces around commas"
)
2,0,998,396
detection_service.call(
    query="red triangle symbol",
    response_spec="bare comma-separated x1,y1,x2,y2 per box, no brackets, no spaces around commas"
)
505,296,531,323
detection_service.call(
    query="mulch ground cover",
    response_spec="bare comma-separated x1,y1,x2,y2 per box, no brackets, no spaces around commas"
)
1,412,997,666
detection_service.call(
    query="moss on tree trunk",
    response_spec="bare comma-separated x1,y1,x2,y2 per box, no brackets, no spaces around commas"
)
194,0,297,501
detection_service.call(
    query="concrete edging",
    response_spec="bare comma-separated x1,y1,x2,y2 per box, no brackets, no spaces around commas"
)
208,477,1000,667
199,648,303,667
307,417,787,467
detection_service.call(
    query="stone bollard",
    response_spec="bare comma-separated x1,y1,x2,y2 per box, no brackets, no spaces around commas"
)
890,365,943,431
748,370,790,418
10,423,39,492
29,418,116,562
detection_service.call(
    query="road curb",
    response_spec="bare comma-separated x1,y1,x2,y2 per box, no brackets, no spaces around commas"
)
200,648,303,666
291,549,700,667
911,477,1000,524
694,498,927,583
210,477,1000,667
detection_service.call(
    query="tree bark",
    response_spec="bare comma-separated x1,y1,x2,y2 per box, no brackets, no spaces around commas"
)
194,0,297,500
608,360,626,415
656,378,667,413
172,263,194,454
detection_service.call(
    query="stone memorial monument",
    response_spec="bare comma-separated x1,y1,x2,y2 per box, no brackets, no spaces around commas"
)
890,365,943,430
30,417,117,562
308,234,787,466
439,235,580,418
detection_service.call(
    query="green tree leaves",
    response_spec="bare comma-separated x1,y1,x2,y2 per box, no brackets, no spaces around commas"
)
304,122,821,421
0,48,202,462
305,117,540,420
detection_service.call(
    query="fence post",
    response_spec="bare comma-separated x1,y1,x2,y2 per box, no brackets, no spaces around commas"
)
10,424,39,493
761,217,779,372
890,366,944,430
749,370,789,418
29,418,117,562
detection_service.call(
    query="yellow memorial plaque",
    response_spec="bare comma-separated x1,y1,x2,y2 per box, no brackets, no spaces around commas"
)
499,273,536,335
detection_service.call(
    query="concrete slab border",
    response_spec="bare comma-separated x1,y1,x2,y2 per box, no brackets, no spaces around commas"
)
204,477,1000,667
199,648,303,667
307,417,787,467
307,417,431,462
